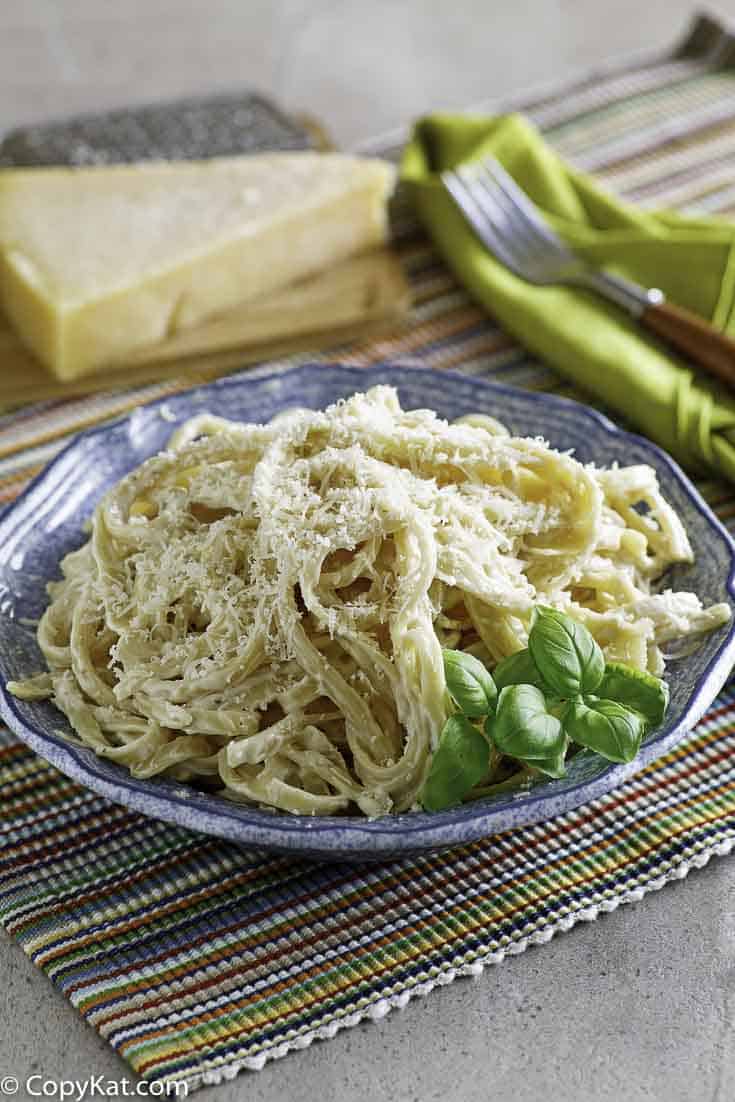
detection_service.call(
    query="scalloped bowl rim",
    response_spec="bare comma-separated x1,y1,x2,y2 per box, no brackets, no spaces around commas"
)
0,361,734,856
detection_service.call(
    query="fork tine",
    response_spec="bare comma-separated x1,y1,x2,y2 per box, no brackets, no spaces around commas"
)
442,170,526,275
452,166,548,271
462,166,545,266
457,164,559,275
481,158,572,259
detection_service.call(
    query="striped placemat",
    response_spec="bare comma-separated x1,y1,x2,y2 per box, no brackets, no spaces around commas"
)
4,11,735,1093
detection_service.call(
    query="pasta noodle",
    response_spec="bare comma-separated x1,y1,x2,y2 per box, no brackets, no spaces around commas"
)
9,386,731,816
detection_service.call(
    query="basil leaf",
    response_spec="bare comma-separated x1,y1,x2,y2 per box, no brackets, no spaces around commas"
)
530,745,568,780
442,649,497,717
564,699,644,764
421,715,490,811
487,684,566,770
492,648,548,692
597,662,669,727
528,606,604,698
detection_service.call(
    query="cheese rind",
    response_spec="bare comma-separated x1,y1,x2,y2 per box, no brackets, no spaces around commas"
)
0,153,394,380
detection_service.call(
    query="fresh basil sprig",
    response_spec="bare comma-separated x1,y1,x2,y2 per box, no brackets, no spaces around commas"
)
443,649,497,717
529,606,604,697
488,685,567,778
420,607,670,813
421,715,491,811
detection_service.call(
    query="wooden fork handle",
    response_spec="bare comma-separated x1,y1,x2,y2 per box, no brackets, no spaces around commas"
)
641,300,735,390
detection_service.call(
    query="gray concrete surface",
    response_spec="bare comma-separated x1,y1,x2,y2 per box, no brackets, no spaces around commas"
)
3,2,735,1099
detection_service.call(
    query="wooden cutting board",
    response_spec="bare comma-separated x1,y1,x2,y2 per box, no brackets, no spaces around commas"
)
0,249,410,408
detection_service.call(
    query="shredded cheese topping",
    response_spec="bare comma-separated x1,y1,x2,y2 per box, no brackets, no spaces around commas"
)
9,386,731,816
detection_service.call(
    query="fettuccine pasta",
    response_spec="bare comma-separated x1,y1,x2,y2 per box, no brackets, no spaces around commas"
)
9,386,730,815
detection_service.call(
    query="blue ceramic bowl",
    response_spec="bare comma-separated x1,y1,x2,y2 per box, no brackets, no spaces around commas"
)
1,362,734,859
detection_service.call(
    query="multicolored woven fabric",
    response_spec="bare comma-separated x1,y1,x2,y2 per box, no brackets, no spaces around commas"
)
4,13,735,1092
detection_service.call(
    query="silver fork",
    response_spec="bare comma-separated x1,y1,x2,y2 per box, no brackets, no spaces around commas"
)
443,158,735,389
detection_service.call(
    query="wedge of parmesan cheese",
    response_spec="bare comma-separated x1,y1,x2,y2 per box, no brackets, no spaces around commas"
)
0,152,394,380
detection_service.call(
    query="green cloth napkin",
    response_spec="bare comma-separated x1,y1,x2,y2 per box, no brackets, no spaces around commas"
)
400,112,735,482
